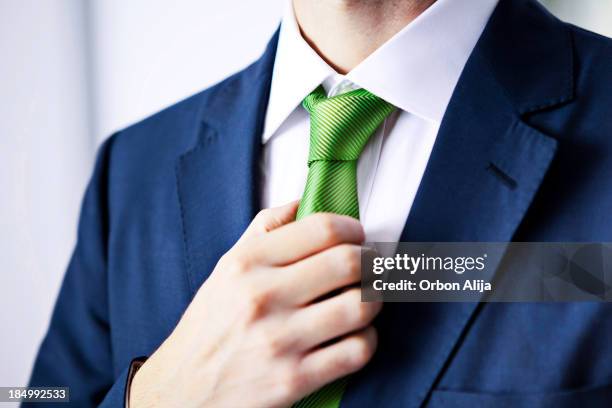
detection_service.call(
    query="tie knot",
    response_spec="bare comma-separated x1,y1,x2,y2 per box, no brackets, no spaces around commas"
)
303,86,395,163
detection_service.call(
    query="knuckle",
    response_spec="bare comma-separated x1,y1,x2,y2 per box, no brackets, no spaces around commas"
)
337,245,360,278
253,208,272,227
315,214,342,244
356,302,371,324
242,284,270,321
263,330,290,357
351,335,375,367
350,291,372,324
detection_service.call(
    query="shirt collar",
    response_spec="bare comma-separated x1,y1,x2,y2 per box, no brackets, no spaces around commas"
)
262,0,499,143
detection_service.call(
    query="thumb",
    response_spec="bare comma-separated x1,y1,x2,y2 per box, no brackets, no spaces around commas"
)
240,200,299,240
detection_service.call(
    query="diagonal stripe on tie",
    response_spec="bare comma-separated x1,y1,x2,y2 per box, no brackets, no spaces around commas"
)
296,85,395,221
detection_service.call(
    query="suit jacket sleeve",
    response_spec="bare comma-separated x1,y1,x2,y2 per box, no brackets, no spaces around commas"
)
28,134,130,406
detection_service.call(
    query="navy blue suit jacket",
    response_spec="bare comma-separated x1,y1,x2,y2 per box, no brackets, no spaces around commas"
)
29,0,612,406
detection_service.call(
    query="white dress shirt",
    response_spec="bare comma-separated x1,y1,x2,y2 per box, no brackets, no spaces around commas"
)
261,0,499,242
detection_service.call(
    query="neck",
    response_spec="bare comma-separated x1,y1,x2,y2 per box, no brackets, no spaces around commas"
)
293,0,436,74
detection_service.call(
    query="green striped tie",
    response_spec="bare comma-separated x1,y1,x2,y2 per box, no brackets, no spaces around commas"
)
296,85,395,221
293,86,394,408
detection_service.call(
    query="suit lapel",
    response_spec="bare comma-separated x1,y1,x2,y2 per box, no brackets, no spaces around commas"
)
176,31,278,295
342,0,573,406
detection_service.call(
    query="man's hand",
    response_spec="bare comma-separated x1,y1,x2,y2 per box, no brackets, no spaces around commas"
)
129,201,381,408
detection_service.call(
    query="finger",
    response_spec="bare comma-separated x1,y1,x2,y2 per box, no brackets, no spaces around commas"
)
287,288,382,351
244,213,365,266
273,244,363,306
240,201,300,241
296,327,377,396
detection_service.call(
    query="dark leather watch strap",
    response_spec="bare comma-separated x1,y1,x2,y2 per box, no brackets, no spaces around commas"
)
124,356,148,408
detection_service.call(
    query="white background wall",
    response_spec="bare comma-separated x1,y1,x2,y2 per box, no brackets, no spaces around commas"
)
0,0,93,392
0,0,610,393
544,0,612,37
89,0,283,141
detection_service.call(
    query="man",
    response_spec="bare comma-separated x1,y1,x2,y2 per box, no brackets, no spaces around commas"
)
29,0,612,406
